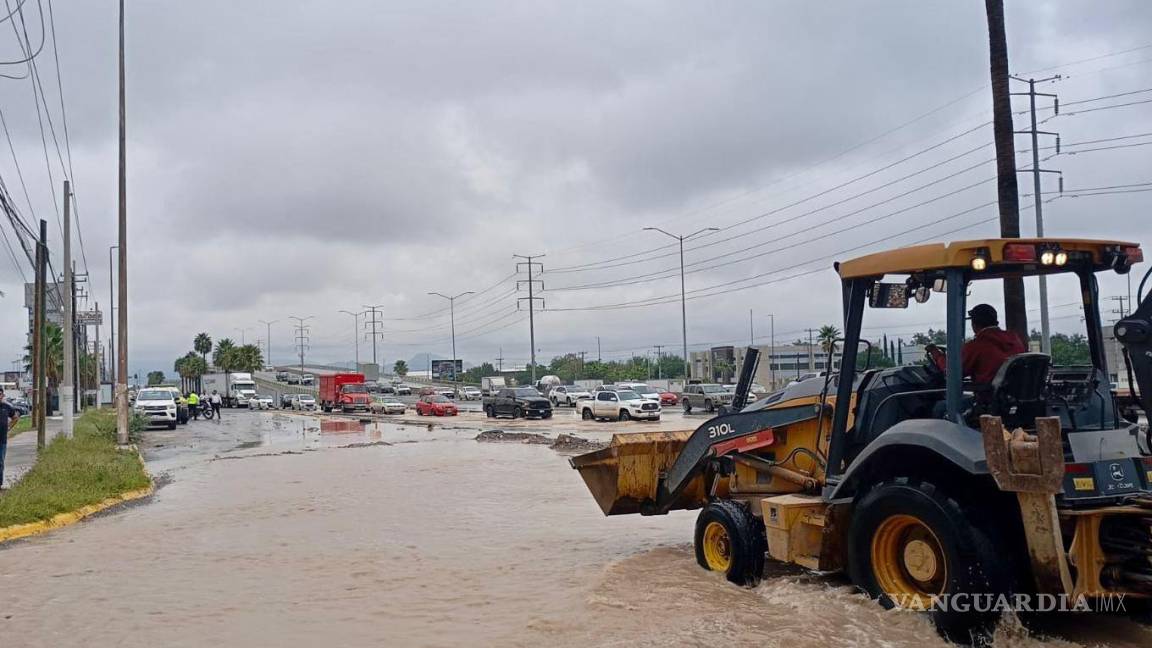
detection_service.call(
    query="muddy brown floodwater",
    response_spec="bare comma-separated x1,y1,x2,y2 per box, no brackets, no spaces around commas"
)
2,411,1150,647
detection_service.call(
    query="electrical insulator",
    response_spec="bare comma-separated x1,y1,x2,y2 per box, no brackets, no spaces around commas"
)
1054,98,1059,115
1059,175,1064,194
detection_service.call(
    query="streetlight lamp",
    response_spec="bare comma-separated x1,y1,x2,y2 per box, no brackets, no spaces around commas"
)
339,310,363,369
643,227,718,382
258,319,278,369
428,291,474,389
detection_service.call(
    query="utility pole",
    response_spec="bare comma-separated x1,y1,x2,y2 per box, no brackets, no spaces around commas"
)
94,301,101,409
577,350,587,382
338,311,361,368
807,328,816,372
765,313,776,388
597,336,601,362
108,245,117,385
116,0,129,444
496,347,504,372
428,291,474,389
362,304,385,367
984,0,1028,345
514,254,544,384
644,227,718,381
749,309,754,347
289,316,313,384
61,180,74,438
33,219,47,448
653,345,664,380
1011,74,1061,354
258,319,278,368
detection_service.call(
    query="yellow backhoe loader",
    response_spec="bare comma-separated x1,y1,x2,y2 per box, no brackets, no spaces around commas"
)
571,238,1152,640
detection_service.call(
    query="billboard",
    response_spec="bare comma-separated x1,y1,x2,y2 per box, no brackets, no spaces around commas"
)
77,310,104,326
430,359,463,380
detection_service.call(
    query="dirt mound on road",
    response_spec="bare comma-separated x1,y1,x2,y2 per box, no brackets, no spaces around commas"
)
474,430,606,453
474,430,552,445
549,434,607,454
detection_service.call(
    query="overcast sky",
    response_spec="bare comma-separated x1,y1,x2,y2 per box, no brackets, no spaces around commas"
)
1,1,1151,378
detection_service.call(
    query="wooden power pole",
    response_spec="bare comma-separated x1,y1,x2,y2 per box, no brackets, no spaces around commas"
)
115,0,129,444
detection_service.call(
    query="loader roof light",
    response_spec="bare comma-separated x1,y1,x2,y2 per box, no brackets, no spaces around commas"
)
1054,250,1068,266
1123,246,1144,264
1002,243,1037,263
1040,249,1056,266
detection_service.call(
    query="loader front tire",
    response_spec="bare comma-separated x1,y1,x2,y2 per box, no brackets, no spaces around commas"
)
848,478,1010,643
694,500,765,587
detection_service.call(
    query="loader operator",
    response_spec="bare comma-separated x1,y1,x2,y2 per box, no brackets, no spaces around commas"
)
926,303,1027,385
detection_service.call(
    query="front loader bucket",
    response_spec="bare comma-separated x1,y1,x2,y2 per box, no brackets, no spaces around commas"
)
569,431,698,515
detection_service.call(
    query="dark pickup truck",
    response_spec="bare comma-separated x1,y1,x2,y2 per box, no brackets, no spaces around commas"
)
483,387,553,419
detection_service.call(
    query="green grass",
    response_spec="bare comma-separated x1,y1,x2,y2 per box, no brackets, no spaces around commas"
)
0,409,151,527
7,417,31,438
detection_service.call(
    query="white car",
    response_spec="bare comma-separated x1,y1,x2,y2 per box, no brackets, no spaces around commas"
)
247,394,275,410
301,373,315,385
577,389,662,422
395,384,412,396
292,394,317,411
459,386,483,401
438,388,456,399
549,385,591,407
370,397,406,415
133,388,179,429
617,382,661,402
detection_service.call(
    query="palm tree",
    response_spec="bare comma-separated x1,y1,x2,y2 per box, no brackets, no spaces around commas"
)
234,344,264,373
194,333,213,365
393,359,408,376
213,338,236,369
984,0,1028,342
817,325,841,355
24,322,65,411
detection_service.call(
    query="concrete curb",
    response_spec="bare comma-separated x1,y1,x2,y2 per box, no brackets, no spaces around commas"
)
0,446,154,545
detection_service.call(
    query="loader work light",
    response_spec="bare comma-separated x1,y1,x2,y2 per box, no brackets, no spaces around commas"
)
1040,249,1056,266
970,248,989,271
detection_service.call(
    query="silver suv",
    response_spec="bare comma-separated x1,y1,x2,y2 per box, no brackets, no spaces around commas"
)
680,383,734,414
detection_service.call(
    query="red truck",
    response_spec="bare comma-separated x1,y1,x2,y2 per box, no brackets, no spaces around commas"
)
318,373,372,413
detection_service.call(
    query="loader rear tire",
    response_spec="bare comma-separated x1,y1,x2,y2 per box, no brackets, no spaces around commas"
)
848,478,1010,643
694,500,765,587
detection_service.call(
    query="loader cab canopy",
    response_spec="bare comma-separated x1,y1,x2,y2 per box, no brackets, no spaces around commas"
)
825,238,1143,481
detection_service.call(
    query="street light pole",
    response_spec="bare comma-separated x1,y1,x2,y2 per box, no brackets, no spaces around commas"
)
428,291,474,390
108,245,118,386
115,0,129,445
644,227,718,382
258,319,278,368
234,327,252,346
338,310,362,368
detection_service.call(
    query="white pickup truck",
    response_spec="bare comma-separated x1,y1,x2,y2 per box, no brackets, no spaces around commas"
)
575,388,662,422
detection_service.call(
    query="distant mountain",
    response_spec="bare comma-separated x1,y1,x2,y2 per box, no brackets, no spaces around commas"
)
408,352,447,372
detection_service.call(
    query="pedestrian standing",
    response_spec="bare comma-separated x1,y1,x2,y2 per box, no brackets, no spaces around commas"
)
187,390,201,420
0,391,21,489
210,390,223,423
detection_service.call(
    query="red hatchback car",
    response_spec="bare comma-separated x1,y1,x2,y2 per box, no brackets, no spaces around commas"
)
659,391,679,406
416,395,458,416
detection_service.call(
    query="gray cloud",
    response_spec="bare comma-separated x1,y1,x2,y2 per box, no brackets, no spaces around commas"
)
0,1,1150,377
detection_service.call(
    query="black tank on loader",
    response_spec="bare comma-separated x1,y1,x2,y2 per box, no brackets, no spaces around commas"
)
570,238,1152,642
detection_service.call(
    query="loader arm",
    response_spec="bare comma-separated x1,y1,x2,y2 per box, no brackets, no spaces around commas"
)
1114,287,1152,419
648,404,823,515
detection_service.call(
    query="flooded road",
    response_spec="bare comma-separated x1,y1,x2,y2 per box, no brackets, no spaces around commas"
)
2,411,1150,647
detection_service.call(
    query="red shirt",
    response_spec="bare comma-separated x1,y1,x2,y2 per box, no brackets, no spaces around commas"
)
961,327,1027,384
931,327,1027,385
